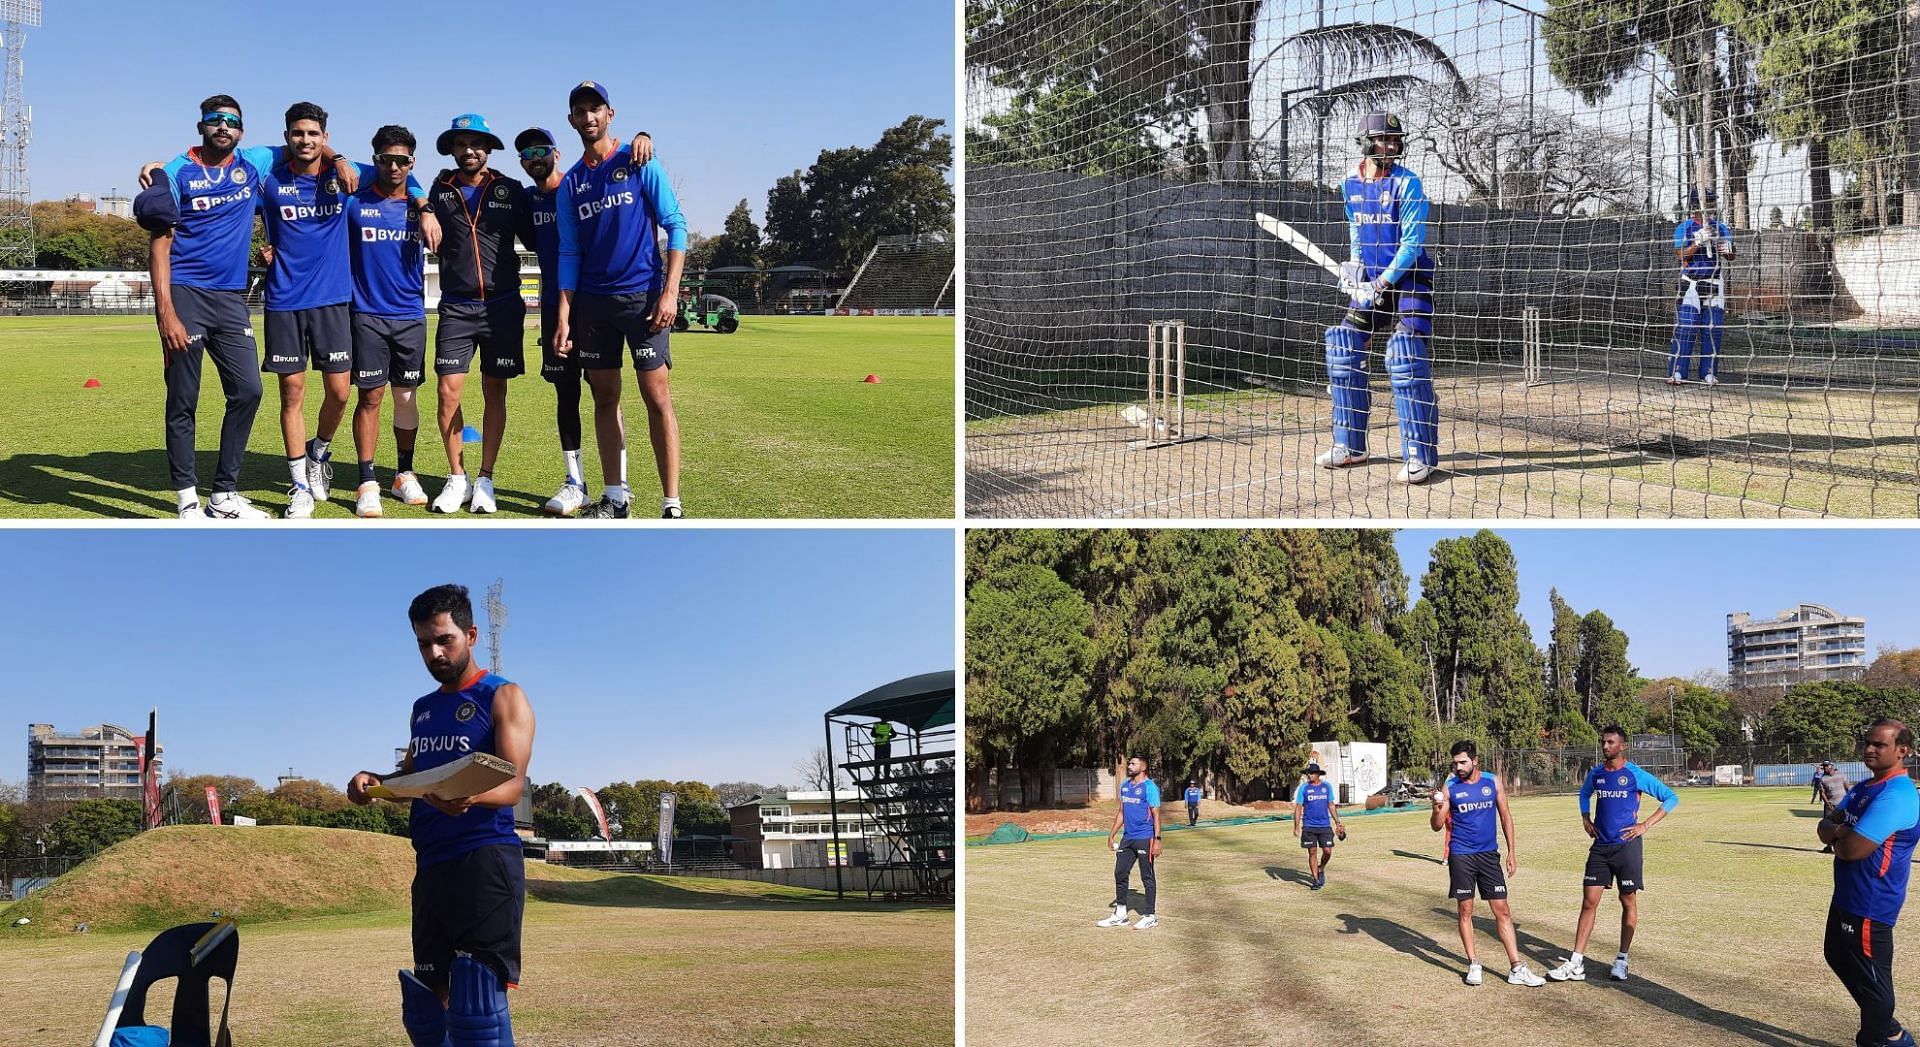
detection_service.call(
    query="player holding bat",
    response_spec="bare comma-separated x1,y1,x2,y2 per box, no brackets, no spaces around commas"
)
1317,111,1440,484
347,583,536,1047
1667,187,1735,386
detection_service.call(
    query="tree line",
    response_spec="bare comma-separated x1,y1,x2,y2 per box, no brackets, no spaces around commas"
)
966,528,1920,810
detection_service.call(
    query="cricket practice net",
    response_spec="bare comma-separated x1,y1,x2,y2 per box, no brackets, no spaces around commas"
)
964,0,1920,518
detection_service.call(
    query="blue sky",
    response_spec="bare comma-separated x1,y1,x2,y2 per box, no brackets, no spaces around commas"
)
23,1,954,233
1394,528,1920,680
0,529,954,791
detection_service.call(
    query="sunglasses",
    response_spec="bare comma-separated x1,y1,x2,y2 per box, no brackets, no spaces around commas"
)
201,112,243,129
518,146,555,161
376,154,415,167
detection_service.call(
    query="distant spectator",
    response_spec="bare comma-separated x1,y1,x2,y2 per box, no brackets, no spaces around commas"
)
1184,781,1202,826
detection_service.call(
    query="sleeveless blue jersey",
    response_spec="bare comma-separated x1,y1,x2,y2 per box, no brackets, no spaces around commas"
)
407,670,521,867
1445,773,1500,855
158,147,269,291
1834,771,1920,925
556,143,688,296
348,188,425,319
1119,777,1160,839
1295,780,1334,828
1579,760,1679,845
1342,161,1432,284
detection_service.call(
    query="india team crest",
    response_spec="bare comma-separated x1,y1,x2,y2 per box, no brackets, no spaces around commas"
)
456,116,474,129
231,169,247,185
492,183,510,201
1480,786,1491,797
455,701,478,722
324,177,340,195
612,166,629,182
1618,775,1629,786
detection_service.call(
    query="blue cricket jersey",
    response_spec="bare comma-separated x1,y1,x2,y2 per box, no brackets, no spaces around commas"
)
1445,773,1501,856
1579,761,1679,845
407,670,521,867
1119,777,1161,840
1295,780,1334,829
1674,218,1733,280
157,147,270,291
348,188,425,319
1834,771,1920,925
1343,161,1432,285
255,159,354,311
1184,786,1202,805
555,142,688,296
525,182,561,303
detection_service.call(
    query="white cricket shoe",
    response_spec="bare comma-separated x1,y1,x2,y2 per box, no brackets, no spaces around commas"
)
1609,958,1629,981
1702,374,1719,387
431,475,470,514
1133,914,1159,930
1463,963,1483,986
391,471,428,507
1396,460,1435,485
355,481,383,518
544,479,589,517
1508,964,1545,987
284,484,315,519
307,455,333,503
177,502,207,522
1666,372,1682,385
1546,958,1586,982
469,476,497,514
1095,905,1130,928
205,492,269,520
1316,445,1367,469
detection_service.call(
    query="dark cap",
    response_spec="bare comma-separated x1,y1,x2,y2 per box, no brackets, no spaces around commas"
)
570,80,611,108
1305,762,1325,776
514,127,557,152
132,179,180,234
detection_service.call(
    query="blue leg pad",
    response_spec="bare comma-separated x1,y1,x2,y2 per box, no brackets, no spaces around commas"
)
1670,304,1701,379
1701,305,1725,378
1386,328,1438,468
446,954,513,1047
400,969,450,1047
1324,324,1371,453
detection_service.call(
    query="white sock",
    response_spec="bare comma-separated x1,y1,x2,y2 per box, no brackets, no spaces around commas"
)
1570,951,1583,967
606,483,630,506
288,456,307,489
663,496,682,512
1616,951,1628,963
310,436,331,461
618,445,628,486
176,487,198,510
211,490,238,504
564,449,584,485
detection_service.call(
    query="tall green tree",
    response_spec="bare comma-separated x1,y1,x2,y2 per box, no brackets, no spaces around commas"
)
1578,610,1643,733
709,199,764,271
45,798,142,857
763,115,952,272
966,562,1093,807
1417,531,1545,748
1543,589,1598,748
1762,681,1871,754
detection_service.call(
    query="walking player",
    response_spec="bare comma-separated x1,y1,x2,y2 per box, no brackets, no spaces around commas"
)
1294,762,1345,890
1184,780,1202,827
1432,741,1544,987
348,584,535,1047
1819,719,1920,1047
1097,756,1161,930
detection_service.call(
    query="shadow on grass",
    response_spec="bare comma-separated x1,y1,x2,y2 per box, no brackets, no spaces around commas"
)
1436,907,1826,1047
1264,865,1315,886
1709,840,1828,854
0,449,552,517
526,872,948,914
1788,809,1826,819
1391,849,1445,865
1335,912,1463,975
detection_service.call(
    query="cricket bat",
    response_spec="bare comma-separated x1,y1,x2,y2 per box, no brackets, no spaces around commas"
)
366,752,517,801
1255,212,1343,279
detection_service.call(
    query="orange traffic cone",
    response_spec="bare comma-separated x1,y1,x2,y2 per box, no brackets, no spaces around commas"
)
862,374,880,384
82,378,101,389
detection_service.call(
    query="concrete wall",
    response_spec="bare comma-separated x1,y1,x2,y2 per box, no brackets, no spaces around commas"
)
1833,226,1920,326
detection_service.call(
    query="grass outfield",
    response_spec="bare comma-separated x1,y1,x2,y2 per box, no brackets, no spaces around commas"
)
0,314,953,518
967,787,1889,1046
1,829,953,1046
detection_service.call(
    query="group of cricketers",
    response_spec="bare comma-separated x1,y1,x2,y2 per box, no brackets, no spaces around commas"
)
134,82,687,520
1100,721,1920,1047
1312,112,1736,485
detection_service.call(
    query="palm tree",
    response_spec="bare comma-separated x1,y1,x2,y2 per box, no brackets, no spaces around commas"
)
1257,23,1469,183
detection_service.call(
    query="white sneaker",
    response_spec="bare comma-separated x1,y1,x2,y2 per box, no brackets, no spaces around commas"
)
1464,963,1483,986
1095,906,1130,928
284,485,315,519
1134,914,1159,930
1546,958,1585,982
177,502,206,522
431,475,470,514
391,471,428,507
307,455,333,503
355,481,383,518
1702,374,1719,387
544,479,589,516
1508,964,1545,987
1316,445,1367,469
1609,958,1629,981
1666,372,1681,385
1396,460,1435,485
205,492,269,520
469,476,497,514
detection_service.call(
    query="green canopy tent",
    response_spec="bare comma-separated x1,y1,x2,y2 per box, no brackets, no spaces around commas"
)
822,670,955,900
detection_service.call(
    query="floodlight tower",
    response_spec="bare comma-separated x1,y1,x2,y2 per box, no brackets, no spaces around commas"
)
0,1,38,269
486,578,507,674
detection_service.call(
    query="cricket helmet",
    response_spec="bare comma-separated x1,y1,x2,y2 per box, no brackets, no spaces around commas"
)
1356,112,1408,159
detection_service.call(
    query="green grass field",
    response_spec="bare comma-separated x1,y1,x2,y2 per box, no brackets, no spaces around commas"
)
0,314,953,518
1,827,953,1046
967,788,1893,1046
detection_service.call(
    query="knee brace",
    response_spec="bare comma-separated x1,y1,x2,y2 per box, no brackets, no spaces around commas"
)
1324,324,1372,452
399,968,450,1047
1386,327,1438,467
446,954,513,1047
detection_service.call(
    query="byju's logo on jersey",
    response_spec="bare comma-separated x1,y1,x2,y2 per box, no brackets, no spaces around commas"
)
577,191,635,221
281,205,299,221
192,197,212,211
363,227,416,243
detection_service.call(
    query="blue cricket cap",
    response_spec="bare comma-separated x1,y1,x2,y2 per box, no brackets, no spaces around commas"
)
570,80,611,108
436,113,505,156
514,127,557,152
132,179,179,234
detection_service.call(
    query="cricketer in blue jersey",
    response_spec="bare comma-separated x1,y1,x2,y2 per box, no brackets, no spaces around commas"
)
1546,727,1680,984
1431,740,1543,987
1319,111,1440,485
1184,781,1202,826
1098,756,1162,929
1819,719,1920,1047
1668,186,1735,386
1293,763,1346,890
553,80,690,520
347,584,535,1047
139,94,270,521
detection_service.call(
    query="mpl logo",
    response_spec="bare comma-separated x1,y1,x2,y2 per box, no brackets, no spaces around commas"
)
361,208,383,218
400,369,422,381
636,345,656,360
278,185,301,198
327,351,349,363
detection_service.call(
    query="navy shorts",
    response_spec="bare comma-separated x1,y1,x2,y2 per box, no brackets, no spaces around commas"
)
572,290,672,372
1583,837,1645,893
436,298,526,378
536,298,578,382
263,303,352,375
1301,827,1336,849
412,842,525,991
1448,851,1508,900
351,313,427,389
